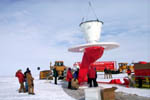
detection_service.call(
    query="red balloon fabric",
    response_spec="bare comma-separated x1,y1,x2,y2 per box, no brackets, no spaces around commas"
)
109,79,122,84
115,79,122,84
123,78,129,86
109,79,115,84
78,46,104,83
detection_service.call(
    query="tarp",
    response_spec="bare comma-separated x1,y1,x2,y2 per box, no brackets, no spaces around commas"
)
78,46,104,83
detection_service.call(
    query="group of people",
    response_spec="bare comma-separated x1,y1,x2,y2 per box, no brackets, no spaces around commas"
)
104,67,112,79
66,66,98,89
16,66,98,93
15,68,35,95
66,68,79,90
52,67,79,90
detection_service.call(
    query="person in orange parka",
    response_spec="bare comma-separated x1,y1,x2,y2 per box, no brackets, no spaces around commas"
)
15,69,25,93
66,68,73,89
26,71,35,95
88,66,98,87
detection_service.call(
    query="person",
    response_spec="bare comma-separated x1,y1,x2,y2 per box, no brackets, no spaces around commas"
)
71,78,79,90
104,67,108,79
73,68,79,79
87,73,90,84
66,68,73,89
127,74,135,87
127,68,131,76
26,71,35,95
24,68,31,92
15,69,26,93
108,68,112,79
71,68,79,90
53,67,58,84
88,66,98,87
94,67,98,86
138,77,143,88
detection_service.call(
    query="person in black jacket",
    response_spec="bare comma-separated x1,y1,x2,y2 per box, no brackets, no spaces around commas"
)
53,67,58,84
24,68,31,92
104,67,108,79
108,68,112,79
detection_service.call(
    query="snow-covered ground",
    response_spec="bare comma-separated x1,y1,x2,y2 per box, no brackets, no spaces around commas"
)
0,73,150,100
97,72,150,97
0,76,75,100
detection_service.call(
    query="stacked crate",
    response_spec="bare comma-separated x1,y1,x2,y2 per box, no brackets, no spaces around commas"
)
134,63,150,88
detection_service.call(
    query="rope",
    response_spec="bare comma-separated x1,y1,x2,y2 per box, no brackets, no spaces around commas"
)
88,1,99,20
81,0,99,23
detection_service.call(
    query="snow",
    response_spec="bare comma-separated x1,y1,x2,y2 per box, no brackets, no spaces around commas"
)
0,73,150,100
0,76,75,100
97,72,150,97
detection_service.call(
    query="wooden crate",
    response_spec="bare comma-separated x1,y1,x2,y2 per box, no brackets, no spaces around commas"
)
101,87,117,100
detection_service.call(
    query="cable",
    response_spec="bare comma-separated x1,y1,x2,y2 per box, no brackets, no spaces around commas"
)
80,0,99,23
88,1,99,20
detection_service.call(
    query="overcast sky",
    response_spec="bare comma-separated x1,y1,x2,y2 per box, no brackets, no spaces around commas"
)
0,0,149,76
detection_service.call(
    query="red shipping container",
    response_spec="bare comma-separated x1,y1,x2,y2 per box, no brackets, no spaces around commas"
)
134,63,150,76
74,61,117,71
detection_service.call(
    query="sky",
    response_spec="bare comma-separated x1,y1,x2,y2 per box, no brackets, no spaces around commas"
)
0,0,149,76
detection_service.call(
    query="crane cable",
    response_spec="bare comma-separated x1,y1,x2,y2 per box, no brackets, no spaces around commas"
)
81,1,99,23
88,1,99,20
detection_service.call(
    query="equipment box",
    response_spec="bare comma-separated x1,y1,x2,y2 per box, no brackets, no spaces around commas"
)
101,87,117,100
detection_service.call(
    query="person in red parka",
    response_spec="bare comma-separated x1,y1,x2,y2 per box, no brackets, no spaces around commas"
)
88,66,98,87
127,68,131,76
66,68,73,89
15,69,25,93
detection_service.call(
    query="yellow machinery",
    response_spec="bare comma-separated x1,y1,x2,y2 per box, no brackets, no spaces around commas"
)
52,61,66,77
40,70,53,79
39,61,66,80
128,64,134,72
118,63,134,73
39,62,53,79
118,63,128,72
